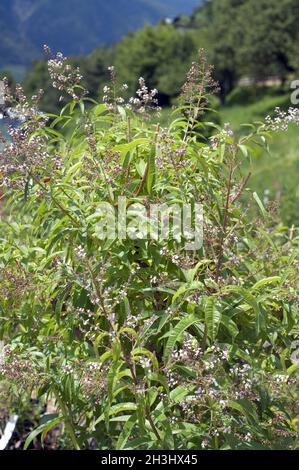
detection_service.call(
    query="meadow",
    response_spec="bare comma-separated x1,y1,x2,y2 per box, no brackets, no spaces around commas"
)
220,88,299,227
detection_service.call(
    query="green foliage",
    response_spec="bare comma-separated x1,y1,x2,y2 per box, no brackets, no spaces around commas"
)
21,0,299,110
191,0,299,97
24,24,197,112
115,24,197,105
0,56,298,451
235,0,299,79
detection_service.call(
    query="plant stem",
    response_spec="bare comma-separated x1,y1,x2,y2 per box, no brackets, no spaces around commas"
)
215,152,236,282
56,395,80,450
30,174,81,227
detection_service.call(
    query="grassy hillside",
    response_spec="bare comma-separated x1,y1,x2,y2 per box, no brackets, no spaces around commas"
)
220,87,299,225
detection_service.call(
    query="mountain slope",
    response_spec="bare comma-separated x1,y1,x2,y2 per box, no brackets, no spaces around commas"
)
0,0,200,66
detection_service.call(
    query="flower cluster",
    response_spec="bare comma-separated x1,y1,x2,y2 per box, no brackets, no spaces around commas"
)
0,128,50,189
0,266,33,304
44,45,87,101
0,82,51,189
265,107,299,132
171,336,202,364
210,123,234,149
156,129,188,170
180,49,219,118
165,342,298,448
62,360,107,403
74,307,102,342
128,77,161,118
102,66,128,112
0,78,44,124
101,149,123,185
0,347,47,391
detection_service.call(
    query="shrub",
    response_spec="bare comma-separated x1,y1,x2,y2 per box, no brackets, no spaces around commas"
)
0,51,298,450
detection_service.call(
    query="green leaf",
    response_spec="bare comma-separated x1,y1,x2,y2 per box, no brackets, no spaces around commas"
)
24,417,61,450
172,281,204,304
228,399,259,427
204,297,221,342
164,314,200,362
253,192,267,218
252,276,281,290
220,315,239,339
238,144,249,158
116,414,137,450
155,384,195,411
94,404,137,426
114,138,148,165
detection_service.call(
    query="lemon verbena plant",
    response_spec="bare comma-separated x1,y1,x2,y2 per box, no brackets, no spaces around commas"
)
0,50,298,450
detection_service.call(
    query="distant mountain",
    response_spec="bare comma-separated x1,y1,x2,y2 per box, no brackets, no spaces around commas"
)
0,0,200,67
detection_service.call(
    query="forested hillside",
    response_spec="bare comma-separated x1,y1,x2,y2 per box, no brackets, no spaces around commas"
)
0,0,199,66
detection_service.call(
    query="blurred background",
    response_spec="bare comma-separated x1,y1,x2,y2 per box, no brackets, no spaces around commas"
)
0,0,298,226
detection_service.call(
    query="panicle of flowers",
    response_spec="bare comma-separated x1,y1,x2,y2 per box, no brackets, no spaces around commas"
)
156,128,188,170
125,314,139,329
44,45,87,101
128,77,161,118
210,123,234,149
79,361,107,402
171,336,202,365
12,84,45,125
71,253,131,329
74,307,102,342
0,266,33,303
0,76,14,105
0,77,45,126
101,149,123,185
0,127,50,189
102,66,127,112
0,78,46,138
0,80,51,189
0,346,47,391
179,49,219,119
164,340,298,447
74,245,87,261
62,360,107,403
159,245,198,271
139,357,152,369
265,107,299,132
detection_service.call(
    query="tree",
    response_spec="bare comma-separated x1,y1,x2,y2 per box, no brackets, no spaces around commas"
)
191,0,245,102
236,0,299,82
190,0,299,99
114,24,196,105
